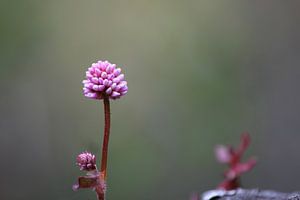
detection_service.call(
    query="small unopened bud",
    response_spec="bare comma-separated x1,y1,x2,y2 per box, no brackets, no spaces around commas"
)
76,151,96,171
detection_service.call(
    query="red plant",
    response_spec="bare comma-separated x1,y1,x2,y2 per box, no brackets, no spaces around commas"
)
215,133,256,190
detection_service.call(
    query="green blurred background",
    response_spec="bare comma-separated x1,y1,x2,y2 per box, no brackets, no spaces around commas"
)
1,1,300,199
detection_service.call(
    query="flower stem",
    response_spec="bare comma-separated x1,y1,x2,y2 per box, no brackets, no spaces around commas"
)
96,187,105,200
100,96,111,181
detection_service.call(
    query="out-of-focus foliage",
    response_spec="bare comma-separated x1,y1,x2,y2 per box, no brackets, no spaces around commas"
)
1,1,300,200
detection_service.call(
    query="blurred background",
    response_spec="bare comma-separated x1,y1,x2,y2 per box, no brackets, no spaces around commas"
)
1,1,300,199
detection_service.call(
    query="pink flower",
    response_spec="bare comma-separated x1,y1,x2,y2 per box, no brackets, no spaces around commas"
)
73,151,106,197
82,60,128,100
76,151,96,171
215,133,256,190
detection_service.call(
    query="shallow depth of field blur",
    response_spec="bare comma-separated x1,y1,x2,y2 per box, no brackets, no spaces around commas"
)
1,1,300,200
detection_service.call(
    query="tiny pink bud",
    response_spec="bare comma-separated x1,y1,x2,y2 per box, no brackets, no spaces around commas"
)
106,87,112,95
91,77,98,84
215,145,231,163
92,85,99,91
111,91,120,98
103,79,109,86
111,83,117,90
121,90,128,95
76,151,96,171
101,72,107,79
113,68,121,76
98,85,105,91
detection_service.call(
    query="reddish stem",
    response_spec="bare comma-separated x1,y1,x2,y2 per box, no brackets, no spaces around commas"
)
100,96,111,181
96,187,105,200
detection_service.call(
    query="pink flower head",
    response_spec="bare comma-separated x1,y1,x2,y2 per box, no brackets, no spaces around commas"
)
76,151,96,171
215,133,256,190
82,60,128,100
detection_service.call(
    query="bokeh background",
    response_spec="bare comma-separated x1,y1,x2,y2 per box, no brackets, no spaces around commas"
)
1,1,300,199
